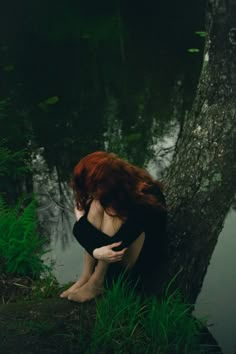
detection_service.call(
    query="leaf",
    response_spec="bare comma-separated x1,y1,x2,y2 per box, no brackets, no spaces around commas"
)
187,48,200,53
44,96,59,105
38,96,59,111
195,31,207,37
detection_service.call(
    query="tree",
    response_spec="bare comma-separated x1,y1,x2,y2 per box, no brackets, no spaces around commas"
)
162,0,236,303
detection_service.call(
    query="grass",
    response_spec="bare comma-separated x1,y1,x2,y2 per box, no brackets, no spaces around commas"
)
88,271,207,354
91,272,146,353
141,291,203,353
25,271,61,300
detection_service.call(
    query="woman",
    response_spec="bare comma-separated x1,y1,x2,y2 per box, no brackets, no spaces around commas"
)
60,151,167,302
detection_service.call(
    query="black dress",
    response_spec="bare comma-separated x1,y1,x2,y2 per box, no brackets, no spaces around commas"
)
72,185,167,294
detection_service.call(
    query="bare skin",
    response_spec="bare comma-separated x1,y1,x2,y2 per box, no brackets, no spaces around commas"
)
60,200,145,302
67,260,109,302
59,250,97,298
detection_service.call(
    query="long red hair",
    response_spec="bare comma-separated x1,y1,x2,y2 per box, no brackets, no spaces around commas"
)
70,151,165,218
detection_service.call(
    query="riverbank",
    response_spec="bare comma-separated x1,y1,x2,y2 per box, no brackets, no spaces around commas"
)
0,274,223,354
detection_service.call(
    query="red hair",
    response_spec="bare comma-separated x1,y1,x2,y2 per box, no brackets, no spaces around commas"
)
70,151,165,218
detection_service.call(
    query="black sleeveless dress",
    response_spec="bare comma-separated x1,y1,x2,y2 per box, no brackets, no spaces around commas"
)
72,185,167,294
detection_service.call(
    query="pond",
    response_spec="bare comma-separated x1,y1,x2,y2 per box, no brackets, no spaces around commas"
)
1,2,235,353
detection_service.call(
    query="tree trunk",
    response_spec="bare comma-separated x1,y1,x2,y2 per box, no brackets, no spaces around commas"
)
163,0,236,303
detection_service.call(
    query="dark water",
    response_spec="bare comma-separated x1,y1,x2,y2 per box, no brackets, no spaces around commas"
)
194,208,236,354
1,2,235,353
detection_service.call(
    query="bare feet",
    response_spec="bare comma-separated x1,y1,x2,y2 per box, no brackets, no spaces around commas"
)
60,276,90,298
67,281,104,303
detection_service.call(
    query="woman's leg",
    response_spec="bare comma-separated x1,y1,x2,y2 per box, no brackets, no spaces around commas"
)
104,232,146,291
60,250,97,298
67,260,109,302
65,233,146,302
121,232,145,270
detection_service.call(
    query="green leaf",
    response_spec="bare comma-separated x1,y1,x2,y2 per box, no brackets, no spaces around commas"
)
195,31,207,37
38,96,59,111
44,96,59,105
187,48,200,53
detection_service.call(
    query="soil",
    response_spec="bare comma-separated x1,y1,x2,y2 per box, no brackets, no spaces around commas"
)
0,299,96,354
0,273,33,304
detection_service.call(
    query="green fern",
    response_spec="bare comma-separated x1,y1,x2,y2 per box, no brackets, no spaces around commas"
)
0,195,50,278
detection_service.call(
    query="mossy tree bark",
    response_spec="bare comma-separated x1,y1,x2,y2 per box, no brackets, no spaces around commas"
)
163,0,236,302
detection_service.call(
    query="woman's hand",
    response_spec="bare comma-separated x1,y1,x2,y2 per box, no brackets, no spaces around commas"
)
93,241,128,263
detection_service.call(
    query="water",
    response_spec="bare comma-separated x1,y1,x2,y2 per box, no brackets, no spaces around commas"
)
194,208,236,354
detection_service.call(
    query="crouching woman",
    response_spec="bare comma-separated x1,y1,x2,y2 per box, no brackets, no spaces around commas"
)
60,151,167,302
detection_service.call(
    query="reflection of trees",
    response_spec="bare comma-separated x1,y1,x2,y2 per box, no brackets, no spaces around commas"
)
162,0,236,303
31,149,75,248
0,1,204,178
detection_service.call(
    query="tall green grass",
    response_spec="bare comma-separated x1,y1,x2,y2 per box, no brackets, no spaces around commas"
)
91,272,145,353
141,290,204,353
0,194,50,278
89,272,207,354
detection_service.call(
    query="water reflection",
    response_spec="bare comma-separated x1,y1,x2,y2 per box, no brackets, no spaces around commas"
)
194,208,236,354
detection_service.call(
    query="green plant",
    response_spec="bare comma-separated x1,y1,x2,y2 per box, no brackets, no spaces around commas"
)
0,194,50,278
27,271,60,300
141,290,205,353
90,271,146,353
88,272,207,354
195,31,207,38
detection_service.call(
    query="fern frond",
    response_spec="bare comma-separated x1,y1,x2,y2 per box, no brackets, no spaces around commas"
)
0,195,50,278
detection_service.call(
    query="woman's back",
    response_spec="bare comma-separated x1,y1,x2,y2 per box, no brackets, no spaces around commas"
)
87,200,126,238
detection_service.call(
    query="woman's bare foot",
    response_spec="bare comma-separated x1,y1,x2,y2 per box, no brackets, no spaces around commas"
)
60,276,91,298
67,281,104,303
